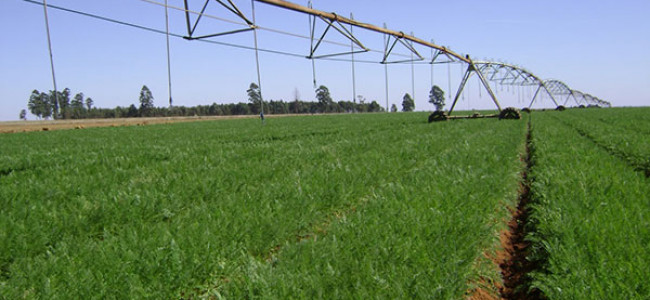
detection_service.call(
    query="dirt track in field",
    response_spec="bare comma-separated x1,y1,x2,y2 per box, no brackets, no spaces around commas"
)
470,120,546,300
0,115,299,134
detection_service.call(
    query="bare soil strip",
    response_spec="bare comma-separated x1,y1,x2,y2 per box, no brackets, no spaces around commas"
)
471,121,546,300
0,114,305,134
498,122,545,300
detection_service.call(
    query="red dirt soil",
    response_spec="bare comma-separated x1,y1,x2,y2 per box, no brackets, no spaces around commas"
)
469,124,545,300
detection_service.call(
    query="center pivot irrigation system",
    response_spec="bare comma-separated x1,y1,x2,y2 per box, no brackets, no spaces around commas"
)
33,0,611,122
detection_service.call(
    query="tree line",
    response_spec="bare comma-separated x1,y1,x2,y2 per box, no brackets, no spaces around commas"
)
22,83,446,120
25,88,94,120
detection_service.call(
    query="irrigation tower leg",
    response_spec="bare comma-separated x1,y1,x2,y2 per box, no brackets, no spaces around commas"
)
447,64,472,115
541,83,560,107
563,94,576,106
528,85,542,108
473,63,501,111
42,0,59,113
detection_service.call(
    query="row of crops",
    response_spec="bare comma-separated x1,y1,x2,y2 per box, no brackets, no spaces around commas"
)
527,108,649,298
1,108,648,298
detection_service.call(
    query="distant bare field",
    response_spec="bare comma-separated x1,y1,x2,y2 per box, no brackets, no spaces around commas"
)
0,115,288,133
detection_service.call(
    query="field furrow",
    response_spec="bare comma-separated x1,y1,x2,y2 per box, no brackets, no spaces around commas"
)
526,112,650,299
554,108,650,176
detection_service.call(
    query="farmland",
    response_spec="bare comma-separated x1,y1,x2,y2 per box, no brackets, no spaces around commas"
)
527,109,649,298
0,108,648,299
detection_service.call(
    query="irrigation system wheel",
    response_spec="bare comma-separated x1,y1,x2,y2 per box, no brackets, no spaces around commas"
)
556,105,566,111
499,107,521,120
428,111,448,122
521,107,531,113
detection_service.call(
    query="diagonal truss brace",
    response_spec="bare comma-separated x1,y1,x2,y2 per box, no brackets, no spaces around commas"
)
308,13,369,59
382,31,424,64
527,82,559,108
183,0,255,40
448,61,502,115
430,49,456,64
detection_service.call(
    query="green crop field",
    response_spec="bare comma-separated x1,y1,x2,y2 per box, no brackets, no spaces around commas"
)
1,108,648,299
527,109,650,298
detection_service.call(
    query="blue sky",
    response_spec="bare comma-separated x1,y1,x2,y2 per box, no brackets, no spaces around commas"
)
1,0,649,121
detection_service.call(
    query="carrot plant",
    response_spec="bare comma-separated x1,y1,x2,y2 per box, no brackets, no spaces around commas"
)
214,117,527,298
0,113,527,298
527,111,650,299
558,107,650,174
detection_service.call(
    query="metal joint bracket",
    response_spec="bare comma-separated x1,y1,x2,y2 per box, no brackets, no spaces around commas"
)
307,13,369,59
381,32,424,64
183,0,256,40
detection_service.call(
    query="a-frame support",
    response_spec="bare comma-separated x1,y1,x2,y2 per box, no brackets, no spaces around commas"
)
527,82,559,108
448,60,501,115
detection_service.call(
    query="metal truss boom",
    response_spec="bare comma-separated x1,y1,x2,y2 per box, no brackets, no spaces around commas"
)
254,0,471,64
28,0,612,113
182,0,255,40
474,61,560,108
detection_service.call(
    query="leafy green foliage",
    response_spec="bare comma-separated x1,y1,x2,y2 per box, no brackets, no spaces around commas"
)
557,107,650,174
27,88,94,120
139,85,154,117
3,108,646,298
315,85,333,113
401,93,414,112
527,110,650,299
24,86,387,119
0,113,525,298
27,90,51,120
429,85,445,111
247,82,262,113
85,97,93,111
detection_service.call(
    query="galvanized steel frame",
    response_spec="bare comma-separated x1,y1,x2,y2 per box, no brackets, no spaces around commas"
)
141,0,612,111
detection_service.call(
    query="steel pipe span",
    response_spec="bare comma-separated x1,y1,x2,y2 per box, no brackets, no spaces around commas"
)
27,0,611,111
254,0,471,64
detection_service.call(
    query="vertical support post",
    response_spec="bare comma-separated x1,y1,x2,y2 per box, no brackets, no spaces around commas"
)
447,62,452,102
251,0,264,117
164,0,173,107
430,39,434,90
383,23,389,112
308,1,316,88
350,13,356,113
42,0,58,116
410,31,415,105
478,72,482,98
183,0,192,37
472,62,501,111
